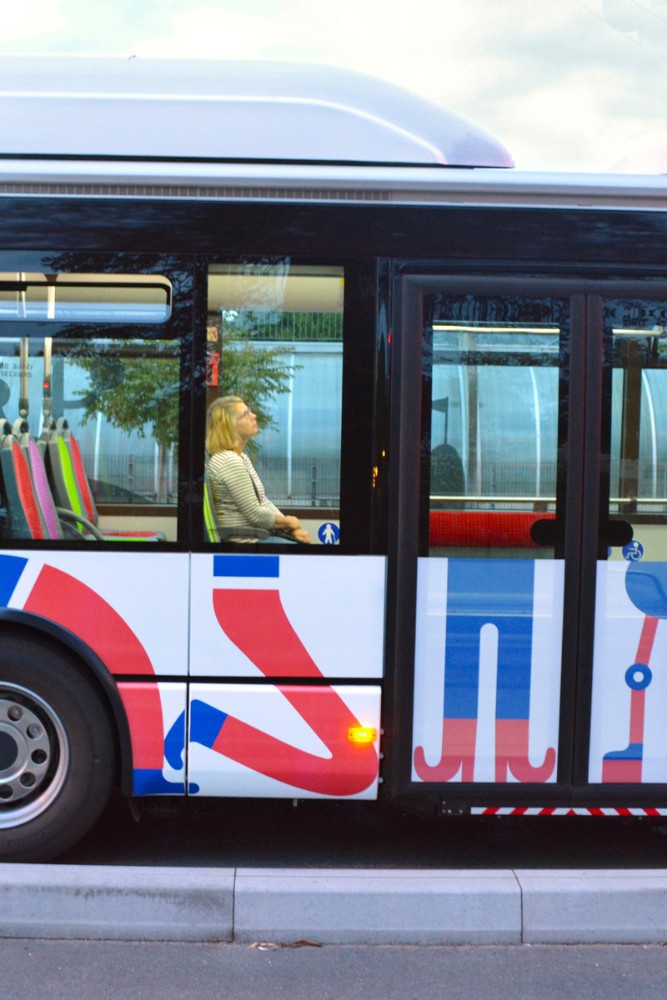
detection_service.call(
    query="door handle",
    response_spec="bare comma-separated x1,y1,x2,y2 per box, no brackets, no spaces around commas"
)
602,519,633,548
530,517,560,546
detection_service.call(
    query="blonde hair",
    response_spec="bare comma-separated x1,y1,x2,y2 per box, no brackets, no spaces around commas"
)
206,396,244,453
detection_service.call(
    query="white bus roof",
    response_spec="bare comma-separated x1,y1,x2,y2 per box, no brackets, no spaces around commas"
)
0,56,513,168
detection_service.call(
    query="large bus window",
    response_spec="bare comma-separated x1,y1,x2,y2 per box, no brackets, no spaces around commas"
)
206,262,344,546
607,298,667,561
0,335,180,542
423,294,567,559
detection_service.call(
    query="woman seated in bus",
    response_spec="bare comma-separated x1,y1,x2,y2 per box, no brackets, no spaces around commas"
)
206,396,311,544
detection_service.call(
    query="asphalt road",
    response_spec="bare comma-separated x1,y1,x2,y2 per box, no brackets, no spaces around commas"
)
58,793,667,869
1,940,666,1000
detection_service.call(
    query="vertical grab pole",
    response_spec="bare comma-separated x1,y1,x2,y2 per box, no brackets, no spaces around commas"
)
42,336,53,429
19,336,29,422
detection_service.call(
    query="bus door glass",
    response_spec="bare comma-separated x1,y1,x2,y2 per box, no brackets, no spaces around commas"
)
590,295,667,785
411,290,571,788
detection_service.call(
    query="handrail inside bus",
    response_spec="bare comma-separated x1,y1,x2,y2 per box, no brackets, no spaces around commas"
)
429,509,556,548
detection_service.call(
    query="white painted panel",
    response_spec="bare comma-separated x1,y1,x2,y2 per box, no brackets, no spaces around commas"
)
0,550,190,676
189,553,386,679
590,560,667,783
187,682,381,799
412,557,563,784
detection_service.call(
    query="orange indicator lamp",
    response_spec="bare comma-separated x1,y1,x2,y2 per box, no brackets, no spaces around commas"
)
347,726,377,745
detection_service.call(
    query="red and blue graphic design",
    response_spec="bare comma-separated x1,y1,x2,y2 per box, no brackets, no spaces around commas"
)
0,552,380,800
413,559,558,784
0,552,184,795
173,555,379,796
600,561,665,782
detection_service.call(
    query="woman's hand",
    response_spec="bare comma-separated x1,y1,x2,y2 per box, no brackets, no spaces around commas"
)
274,514,311,544
280,515,301,533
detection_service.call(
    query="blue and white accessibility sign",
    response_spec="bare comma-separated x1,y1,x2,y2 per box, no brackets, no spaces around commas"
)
318,522,340,545
623,540,644,562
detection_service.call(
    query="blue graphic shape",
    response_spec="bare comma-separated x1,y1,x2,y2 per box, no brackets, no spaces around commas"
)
0,555,28,606
214,554,279,578
164,709,187,769
625,663,652,691
188,699,228,748
444,559,535,721
132,770,192,794
602,743,643,763
318,522,340,545
625,562,667,618
623,540,644,562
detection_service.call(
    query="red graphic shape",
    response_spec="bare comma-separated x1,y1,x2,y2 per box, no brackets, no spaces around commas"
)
413,718,477,782
495,719,556,782
413,718,556,783
602,615,659,784
212,588,378,796
118,682,166,769
24,563,164,769
213,589,321,679
24,564,155,676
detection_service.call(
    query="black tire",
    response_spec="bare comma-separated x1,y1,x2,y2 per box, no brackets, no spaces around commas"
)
0,632,116,861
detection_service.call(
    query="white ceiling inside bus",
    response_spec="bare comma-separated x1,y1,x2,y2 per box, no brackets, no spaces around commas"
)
208,271,344,314
0,56,513,168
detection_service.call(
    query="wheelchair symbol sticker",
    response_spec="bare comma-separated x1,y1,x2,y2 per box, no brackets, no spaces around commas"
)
318,522,340,545
623,540,644,562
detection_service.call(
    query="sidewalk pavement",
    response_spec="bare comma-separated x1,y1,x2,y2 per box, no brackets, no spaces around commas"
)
1,866,667,944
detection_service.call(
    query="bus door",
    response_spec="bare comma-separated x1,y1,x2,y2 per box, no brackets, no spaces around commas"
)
391,276,587,807
589,291,667,795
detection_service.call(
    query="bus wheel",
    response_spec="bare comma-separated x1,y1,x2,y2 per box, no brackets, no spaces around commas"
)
0,634,115,862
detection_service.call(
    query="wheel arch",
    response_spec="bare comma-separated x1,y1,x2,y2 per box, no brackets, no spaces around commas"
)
0,608,134,795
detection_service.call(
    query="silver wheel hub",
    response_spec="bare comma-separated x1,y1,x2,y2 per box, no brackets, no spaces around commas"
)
0,684,70,828
0,697,52,803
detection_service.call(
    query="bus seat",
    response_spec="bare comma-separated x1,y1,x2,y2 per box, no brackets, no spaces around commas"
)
203,469,221,543
45,419,165,542
8,421,105,541
0,428,48,539
8,419,62,540
430,443,465,510
26,438,63,540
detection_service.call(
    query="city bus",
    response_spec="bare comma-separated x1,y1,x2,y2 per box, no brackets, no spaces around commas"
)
0,55,666,860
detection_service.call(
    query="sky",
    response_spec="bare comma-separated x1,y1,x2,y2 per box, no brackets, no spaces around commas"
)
3,0,667,172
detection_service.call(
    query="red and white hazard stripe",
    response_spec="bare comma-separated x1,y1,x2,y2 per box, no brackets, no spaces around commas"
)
471,806,667,817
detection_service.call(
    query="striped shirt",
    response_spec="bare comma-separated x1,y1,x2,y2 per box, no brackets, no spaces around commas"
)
207,450,282,539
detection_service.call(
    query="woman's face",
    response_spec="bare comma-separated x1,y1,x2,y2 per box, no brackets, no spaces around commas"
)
234,401,259,440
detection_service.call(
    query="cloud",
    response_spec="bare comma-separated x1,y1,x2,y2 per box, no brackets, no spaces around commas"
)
0,0,665,170
1,0,65,44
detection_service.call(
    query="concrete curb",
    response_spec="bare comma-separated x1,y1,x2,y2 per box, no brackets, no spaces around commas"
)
0,866,667,944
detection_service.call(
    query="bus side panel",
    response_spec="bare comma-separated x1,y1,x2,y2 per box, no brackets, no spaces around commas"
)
187,682,381,798
187,552,384,798
0,550,191,796
590,560,667,784
117,681,187,794
411,557,564,785
0,550,190,676
189,553,386,679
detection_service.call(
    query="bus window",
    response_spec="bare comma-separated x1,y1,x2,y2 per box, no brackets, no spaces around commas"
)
607,298,667,561
423,294,567,559
206,262,344,546
0,273,171,324
0,335,180,542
